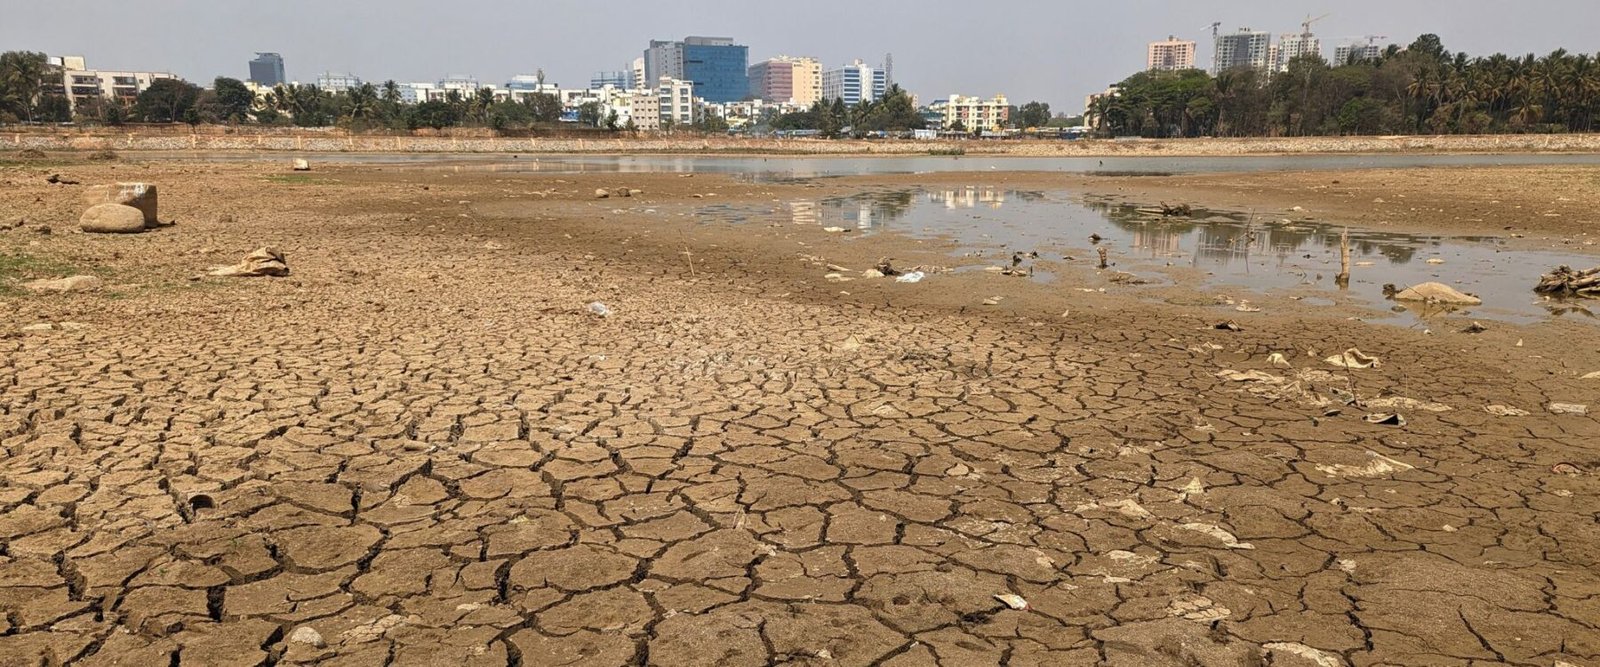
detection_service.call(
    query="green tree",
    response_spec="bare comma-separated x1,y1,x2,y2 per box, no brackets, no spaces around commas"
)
135,78,202,123
1015,101,1051,128
407,100,459,129
213,77,254,122
525,93,562,123
577,101,604,127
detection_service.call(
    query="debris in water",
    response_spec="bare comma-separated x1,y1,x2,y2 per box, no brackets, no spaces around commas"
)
1535,265,1600,297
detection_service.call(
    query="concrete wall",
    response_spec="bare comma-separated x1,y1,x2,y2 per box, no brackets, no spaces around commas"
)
7,128,1600,156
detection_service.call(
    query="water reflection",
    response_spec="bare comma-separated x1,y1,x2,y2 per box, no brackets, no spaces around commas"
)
695,187,1598,324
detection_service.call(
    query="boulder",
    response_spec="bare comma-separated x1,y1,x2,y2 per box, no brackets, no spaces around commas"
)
24,275,104,293
209,248,289,277
292,159,311,171
79,203,147,234
1393,282,1482,306
84,183,158,226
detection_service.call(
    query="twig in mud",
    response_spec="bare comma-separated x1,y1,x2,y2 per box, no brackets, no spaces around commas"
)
679,231,696,277
1336,228,1352,288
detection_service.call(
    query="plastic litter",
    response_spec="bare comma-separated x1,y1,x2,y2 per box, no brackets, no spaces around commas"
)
587,302,613,318
994,594,1030,611
1325,348,1381,369
895,271,926,284
1363,413,1406,426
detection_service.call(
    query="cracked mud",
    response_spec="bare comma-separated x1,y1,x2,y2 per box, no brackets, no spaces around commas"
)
2,161,1598,666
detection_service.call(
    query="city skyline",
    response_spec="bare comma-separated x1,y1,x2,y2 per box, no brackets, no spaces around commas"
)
4,0,1599,111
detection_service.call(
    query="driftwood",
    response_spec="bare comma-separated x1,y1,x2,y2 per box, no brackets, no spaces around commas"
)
1535,265,1600,297
1136,202,1194,217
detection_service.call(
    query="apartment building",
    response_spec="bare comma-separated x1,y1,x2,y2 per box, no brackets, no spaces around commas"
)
1274,33,1322,71
49,56,177,112
1147,36,1197,71
1334,43,1383,64
748,56,822,106
932,94,1010,132
1213,29,1271,73
316,72,362,92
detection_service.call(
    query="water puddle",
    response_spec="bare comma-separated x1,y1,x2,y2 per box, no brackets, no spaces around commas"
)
692,187,1599,325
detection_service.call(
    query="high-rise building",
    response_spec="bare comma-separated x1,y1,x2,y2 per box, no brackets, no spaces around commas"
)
681,37,748,103
591,71,629,89
643,40,685,88
748,56,822,105
1334,43,1383,65
1274,33,1322,71
249,53,285,86
822,60,888,107
1213,29,1271,73
630,57,646,89
643,37,749,103
1147,36,1197,71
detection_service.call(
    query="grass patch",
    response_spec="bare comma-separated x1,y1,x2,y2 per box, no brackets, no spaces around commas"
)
0,251,81,295
264,174,334,185
929,148,966,156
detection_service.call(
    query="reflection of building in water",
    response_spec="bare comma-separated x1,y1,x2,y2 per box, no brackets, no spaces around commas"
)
789,200,817,225
1128,225,1184,257
857,204,874,230
932,187,1005,209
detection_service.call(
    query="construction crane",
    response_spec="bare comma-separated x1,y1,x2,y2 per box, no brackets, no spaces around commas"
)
1300,13,1330,40
1205,22,1221,40
1365,34,1388,46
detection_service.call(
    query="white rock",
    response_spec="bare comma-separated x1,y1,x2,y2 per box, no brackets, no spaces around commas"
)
288,626,325,647
79,203,146,234
23,275,104,293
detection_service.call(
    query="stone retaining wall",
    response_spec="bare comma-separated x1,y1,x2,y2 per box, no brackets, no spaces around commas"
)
6,129,1600,156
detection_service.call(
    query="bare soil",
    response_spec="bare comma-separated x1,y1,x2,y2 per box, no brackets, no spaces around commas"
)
1,157,1598,666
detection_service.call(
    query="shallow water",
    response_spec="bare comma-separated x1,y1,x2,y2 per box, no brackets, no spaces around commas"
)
691,187,1600,325
146,151,1600,180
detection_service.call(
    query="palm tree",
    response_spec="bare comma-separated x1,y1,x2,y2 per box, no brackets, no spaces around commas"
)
0,51,49,122
345,82,377,122
381,80,401,105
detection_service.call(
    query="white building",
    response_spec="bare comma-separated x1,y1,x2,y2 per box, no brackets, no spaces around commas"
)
1213,29,1272,73
1334,43,1383,64
932,94,1010,131
316,72,362,93
624,78,697,131
822,60,888,107
630,57,646,90
47,56,177,112
1274,33,1322,71
1147,36,1197,71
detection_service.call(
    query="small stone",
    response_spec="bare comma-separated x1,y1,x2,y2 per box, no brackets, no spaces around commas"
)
1550,403,1589,416
292,159,311,171
595,188,610,199
289,626,325,648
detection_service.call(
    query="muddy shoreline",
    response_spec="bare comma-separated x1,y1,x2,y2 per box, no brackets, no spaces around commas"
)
2,157,1599,665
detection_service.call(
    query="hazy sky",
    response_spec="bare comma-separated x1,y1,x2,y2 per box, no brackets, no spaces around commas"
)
5,1,1597,111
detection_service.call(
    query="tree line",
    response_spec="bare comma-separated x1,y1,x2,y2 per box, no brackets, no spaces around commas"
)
1092,35,1600,137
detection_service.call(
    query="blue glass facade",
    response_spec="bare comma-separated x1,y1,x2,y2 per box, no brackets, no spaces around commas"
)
683,43,749,103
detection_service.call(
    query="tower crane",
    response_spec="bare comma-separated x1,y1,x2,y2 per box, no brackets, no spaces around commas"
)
1300,13,1330,40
